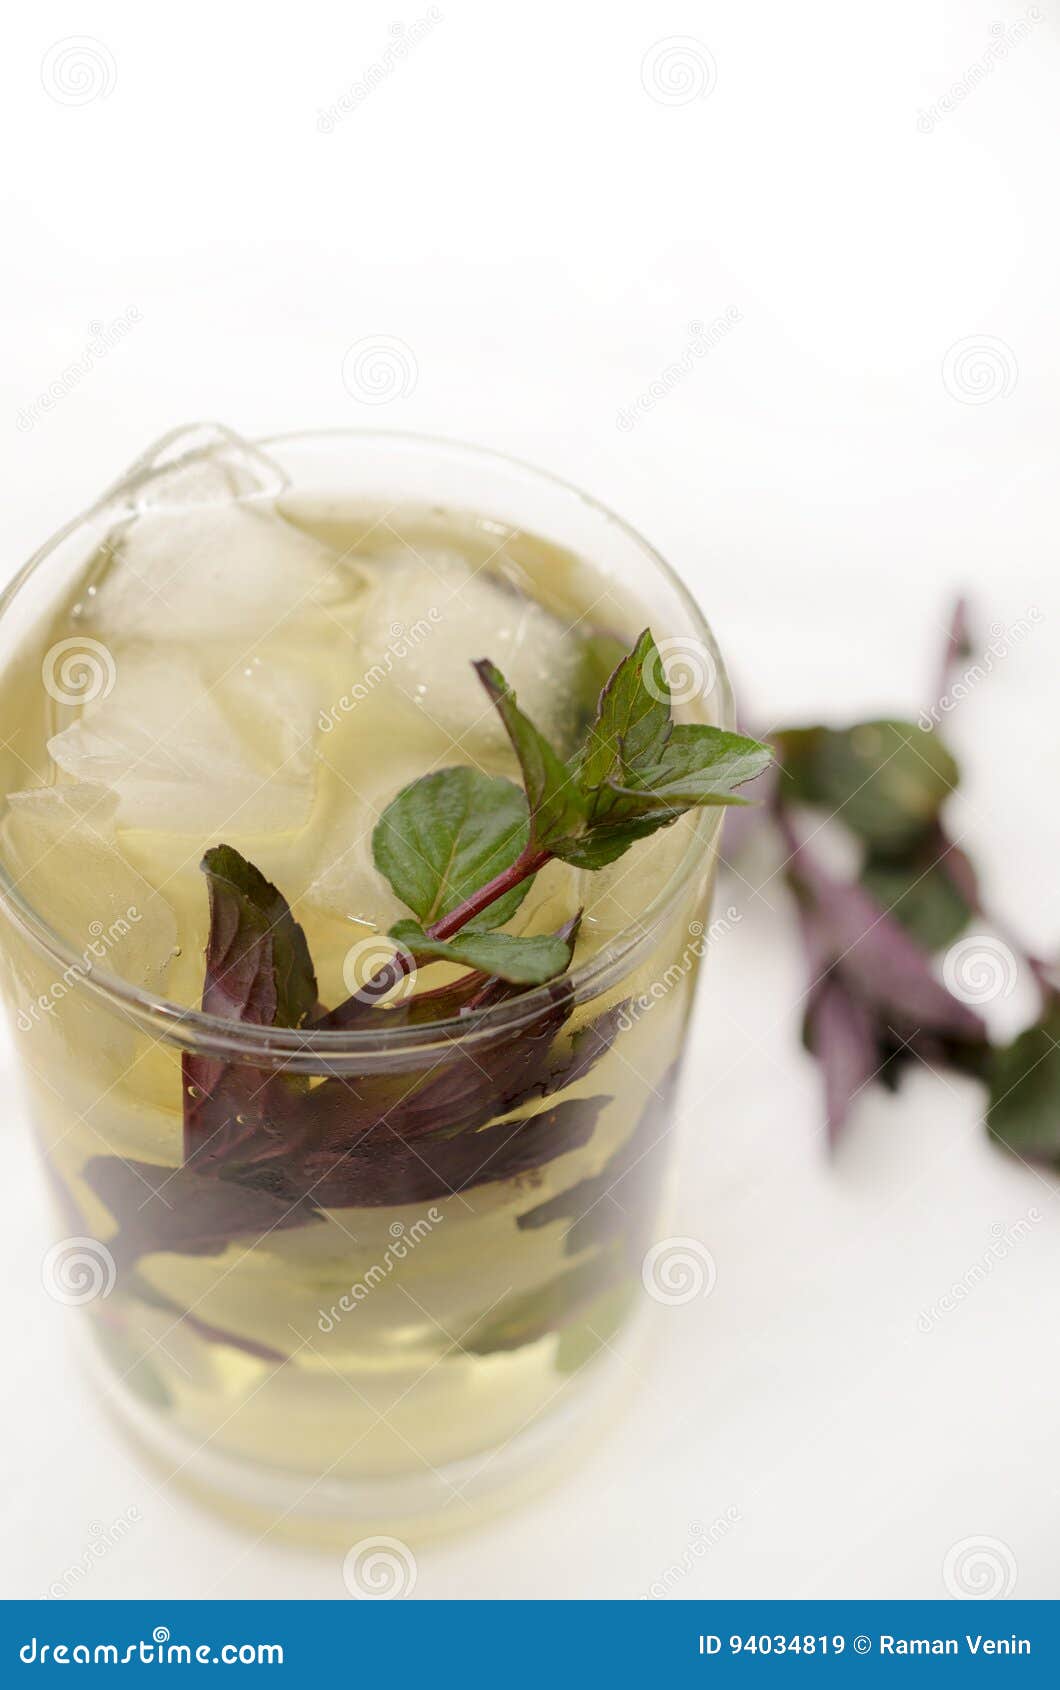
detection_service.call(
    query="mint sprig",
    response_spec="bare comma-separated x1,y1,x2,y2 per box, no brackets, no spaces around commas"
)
361,627,769,992
476,629,770,871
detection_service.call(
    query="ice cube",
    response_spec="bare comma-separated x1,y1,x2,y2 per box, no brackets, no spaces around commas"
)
0,785,178,992
103,421,288,515
76,426,366,647
300,753,427,929
302,830,404,932
353,549,591,763
82,504,364,647
47,647,319,837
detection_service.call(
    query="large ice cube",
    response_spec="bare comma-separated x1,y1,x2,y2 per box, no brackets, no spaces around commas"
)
47,647,319,837
103,421,288,515
300,748,428,929
76,426,367,647
352,548,591,763
0,785,178,992
81,505,364,647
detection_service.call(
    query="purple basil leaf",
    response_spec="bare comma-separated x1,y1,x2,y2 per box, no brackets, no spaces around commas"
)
860,826,975,951
125,1270,289,1364
541,1002,629,1096
317,967,491,1031
518,1061,681,1253
938,830,980,908
184,846,317,1164
298,983,578,1152
296,1094,609,1208
196,844,317,1029
803,975,880,1146
83,1156,322,1271
791,845,985,1041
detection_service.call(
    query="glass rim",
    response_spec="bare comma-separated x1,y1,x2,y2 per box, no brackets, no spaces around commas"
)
0,425,734,1063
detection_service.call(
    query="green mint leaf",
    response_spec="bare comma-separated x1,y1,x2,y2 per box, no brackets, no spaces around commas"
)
578,627,673,794
987,996,1060,1162
199,843,317,1028
473,659,587,847
372,766,533,930
604,724,773,810
860,848,973,951
571,629,630,734
548,814,677,869
366,632,768,1005
391,914,580,985
473,633,771,872
558,715,771,866
776,721,958,854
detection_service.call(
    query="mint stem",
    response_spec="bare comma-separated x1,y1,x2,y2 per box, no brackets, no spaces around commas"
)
315,843,554,1030
429,845,552,939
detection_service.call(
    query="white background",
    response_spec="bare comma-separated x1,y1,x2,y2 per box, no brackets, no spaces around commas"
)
1,0,1058,1600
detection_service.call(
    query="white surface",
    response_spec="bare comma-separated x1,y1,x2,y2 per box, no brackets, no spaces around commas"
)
1,0,1059,1600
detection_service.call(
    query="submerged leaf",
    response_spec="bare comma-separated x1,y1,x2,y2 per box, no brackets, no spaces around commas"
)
462,1251,627,1357
83,1156,323,1271
518,1061,682,1255
297,1094,609,1208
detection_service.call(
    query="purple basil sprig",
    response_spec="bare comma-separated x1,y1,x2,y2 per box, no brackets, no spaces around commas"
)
727,599,1059,1156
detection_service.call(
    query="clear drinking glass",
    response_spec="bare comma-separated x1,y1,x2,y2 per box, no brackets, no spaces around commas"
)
0,430,733,1537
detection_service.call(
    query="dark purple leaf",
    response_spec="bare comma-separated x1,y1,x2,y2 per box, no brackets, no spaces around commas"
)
82,1156,322,1272
297,1094,608,1208
125,1270,290,1365
518,1062,681,1254
184,846,317,1163
861,827,975,951
196,844,317,1029
803,975,880,1146
791,842,984,1041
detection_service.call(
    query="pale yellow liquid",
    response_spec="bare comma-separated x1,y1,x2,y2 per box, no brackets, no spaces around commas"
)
0,486,714,1526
